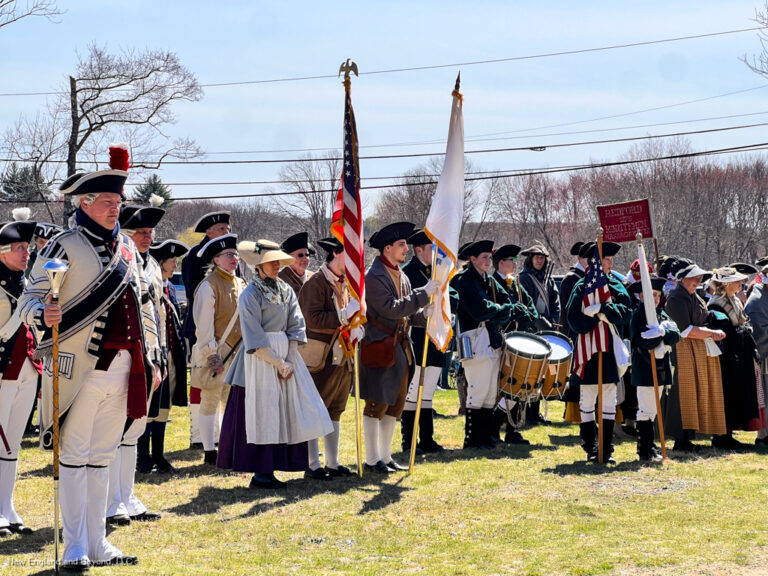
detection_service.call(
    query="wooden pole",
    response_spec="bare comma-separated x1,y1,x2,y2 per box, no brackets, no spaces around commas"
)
52,303,60,575
597,229,604,464
353,344,363,477
408,242,439,475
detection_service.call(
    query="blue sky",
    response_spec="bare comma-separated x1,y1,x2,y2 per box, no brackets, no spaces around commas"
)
2,1,767,214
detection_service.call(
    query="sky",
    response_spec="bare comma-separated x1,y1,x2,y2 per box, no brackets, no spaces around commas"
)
2,0,768,216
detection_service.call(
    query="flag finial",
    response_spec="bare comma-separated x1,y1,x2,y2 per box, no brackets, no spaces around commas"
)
454,72,461,92
338,58,359,80
636,230,643,243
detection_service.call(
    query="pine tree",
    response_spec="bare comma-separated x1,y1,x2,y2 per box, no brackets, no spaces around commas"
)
132,174,174,207
0,163,51,203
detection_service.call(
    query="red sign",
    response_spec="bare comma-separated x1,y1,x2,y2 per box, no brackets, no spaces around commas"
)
596,198,654,243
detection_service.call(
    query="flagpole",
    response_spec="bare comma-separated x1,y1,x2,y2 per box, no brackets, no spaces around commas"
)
636,231,667,461
596,228,604,464
408,242,439,475
353,343,363,477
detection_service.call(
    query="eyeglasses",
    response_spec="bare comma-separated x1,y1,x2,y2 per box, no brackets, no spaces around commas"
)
217,251,239,259
295,252,310,259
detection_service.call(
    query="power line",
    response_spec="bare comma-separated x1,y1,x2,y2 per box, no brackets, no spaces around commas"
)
5,120,766,169
0,26,761,98
9,140,768,203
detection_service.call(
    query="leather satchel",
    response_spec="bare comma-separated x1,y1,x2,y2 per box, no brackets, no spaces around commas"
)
300,338,332,373
360,318,401,368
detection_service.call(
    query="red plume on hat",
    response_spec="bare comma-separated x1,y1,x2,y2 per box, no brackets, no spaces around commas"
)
109,142,130,172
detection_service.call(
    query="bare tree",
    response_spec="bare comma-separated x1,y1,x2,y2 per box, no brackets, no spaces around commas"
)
3,43,203,222
273,151,341,250
0,0,61,30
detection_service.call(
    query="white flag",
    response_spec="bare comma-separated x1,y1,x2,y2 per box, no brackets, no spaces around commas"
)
424,83,464,351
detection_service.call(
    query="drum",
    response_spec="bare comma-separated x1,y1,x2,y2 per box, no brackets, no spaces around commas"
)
498,332,552,402
538,331,574,399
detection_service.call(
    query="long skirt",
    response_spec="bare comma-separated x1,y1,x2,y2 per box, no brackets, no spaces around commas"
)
216,386,308,474
671,339,726,436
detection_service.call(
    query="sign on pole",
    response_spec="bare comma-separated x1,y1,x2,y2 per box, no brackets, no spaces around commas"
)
596,198,654,243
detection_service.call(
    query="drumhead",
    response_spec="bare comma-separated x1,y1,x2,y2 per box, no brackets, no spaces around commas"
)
539,332,572,361
505,332,551,359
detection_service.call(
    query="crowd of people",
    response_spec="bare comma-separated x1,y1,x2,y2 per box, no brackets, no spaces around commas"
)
0,148,766,572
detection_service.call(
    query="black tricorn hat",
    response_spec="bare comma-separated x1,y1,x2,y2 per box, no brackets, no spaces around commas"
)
280,232,316,255
755,256,768,269
627,277,666,295
570,241,584,256
199,233,238,264
369,221,415,251
34,222,63,240
119,205,165,230
317,237,343,254
0,221,36,246
407,228,431,247
579,241,621,259
492,244,521,263
730,262,759,276
194,211,231,234
149,239,190,261
458,240,494,260
59,170,128,199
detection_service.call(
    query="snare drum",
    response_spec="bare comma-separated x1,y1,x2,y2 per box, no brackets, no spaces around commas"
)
498,332,552,402
538,331,573,399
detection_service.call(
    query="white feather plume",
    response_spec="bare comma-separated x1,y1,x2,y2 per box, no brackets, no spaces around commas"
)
149,194,164,207
12,207,31,221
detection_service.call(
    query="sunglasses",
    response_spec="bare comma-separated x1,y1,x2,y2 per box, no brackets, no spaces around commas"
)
295,252,310,258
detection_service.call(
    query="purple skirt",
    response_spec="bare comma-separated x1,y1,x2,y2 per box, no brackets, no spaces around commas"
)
216,386,309,474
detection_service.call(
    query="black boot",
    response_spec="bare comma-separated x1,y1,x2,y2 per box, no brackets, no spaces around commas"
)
636,420,657,461
136,427,154,473
417,408,444,453
464,409,488,449
480,408,496,448
151,422,175,473
579,421,598,462
601,419,616,464
204,449,218,465
489,406,506,445
400,410,423,455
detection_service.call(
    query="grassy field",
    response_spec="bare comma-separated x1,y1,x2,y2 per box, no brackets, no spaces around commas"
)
2,390,768,575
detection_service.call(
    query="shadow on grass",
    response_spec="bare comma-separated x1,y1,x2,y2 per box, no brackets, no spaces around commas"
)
542,457,670,476
357,475,410,515
0,526,56,557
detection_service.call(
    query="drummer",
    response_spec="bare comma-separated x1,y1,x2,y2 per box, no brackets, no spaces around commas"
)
567,241,632,464
627,277,680,461
489,244,539,445
451,240,512,449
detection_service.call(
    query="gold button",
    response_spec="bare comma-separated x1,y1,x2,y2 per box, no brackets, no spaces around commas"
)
127,326,131,330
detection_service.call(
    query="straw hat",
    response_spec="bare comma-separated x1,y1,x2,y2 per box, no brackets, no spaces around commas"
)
711,266,747,284
238,239,295,268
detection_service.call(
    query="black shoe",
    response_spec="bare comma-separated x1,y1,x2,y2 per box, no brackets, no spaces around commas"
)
8,523,33,535
504,431,530,445
130,511,161,522
755,436,768,447
190,442,203,450
363,461,392,474
136,453,155,474
249,473,287,489
418,440,445,453
385,459,408,471
622,424,639,437
203,450,217,465
153,457,176,474
711,435,733,450
304,467,332,481
0,527,11,537
91,555,139,567
23,425,39,438
602,454,617,465
60,559,91,573
106,514,131,526
325,465,355,477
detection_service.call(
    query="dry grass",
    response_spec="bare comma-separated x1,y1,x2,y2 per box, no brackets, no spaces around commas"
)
2,390,767,575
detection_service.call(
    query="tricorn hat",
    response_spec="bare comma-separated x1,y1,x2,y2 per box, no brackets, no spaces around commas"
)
59,143,130,198
492,244,521,263
199,233,238,264
149,239,190,262
317,237,343,255
570,241,584,256
729,262,759,276
119,205,165,230
280,232,315,256
627,277,666,295
369,221,415,251
520,243,550,258
407,228,431,247
194,211,231,234
34,222,63,240
458,240,494,260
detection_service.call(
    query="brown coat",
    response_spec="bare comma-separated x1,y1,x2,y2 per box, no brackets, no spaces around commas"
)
359,257,429,405
279,266,314,296
298,268,352,420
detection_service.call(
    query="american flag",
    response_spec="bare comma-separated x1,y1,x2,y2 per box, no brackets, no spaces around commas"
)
573,243,612,378
331,82,365,324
